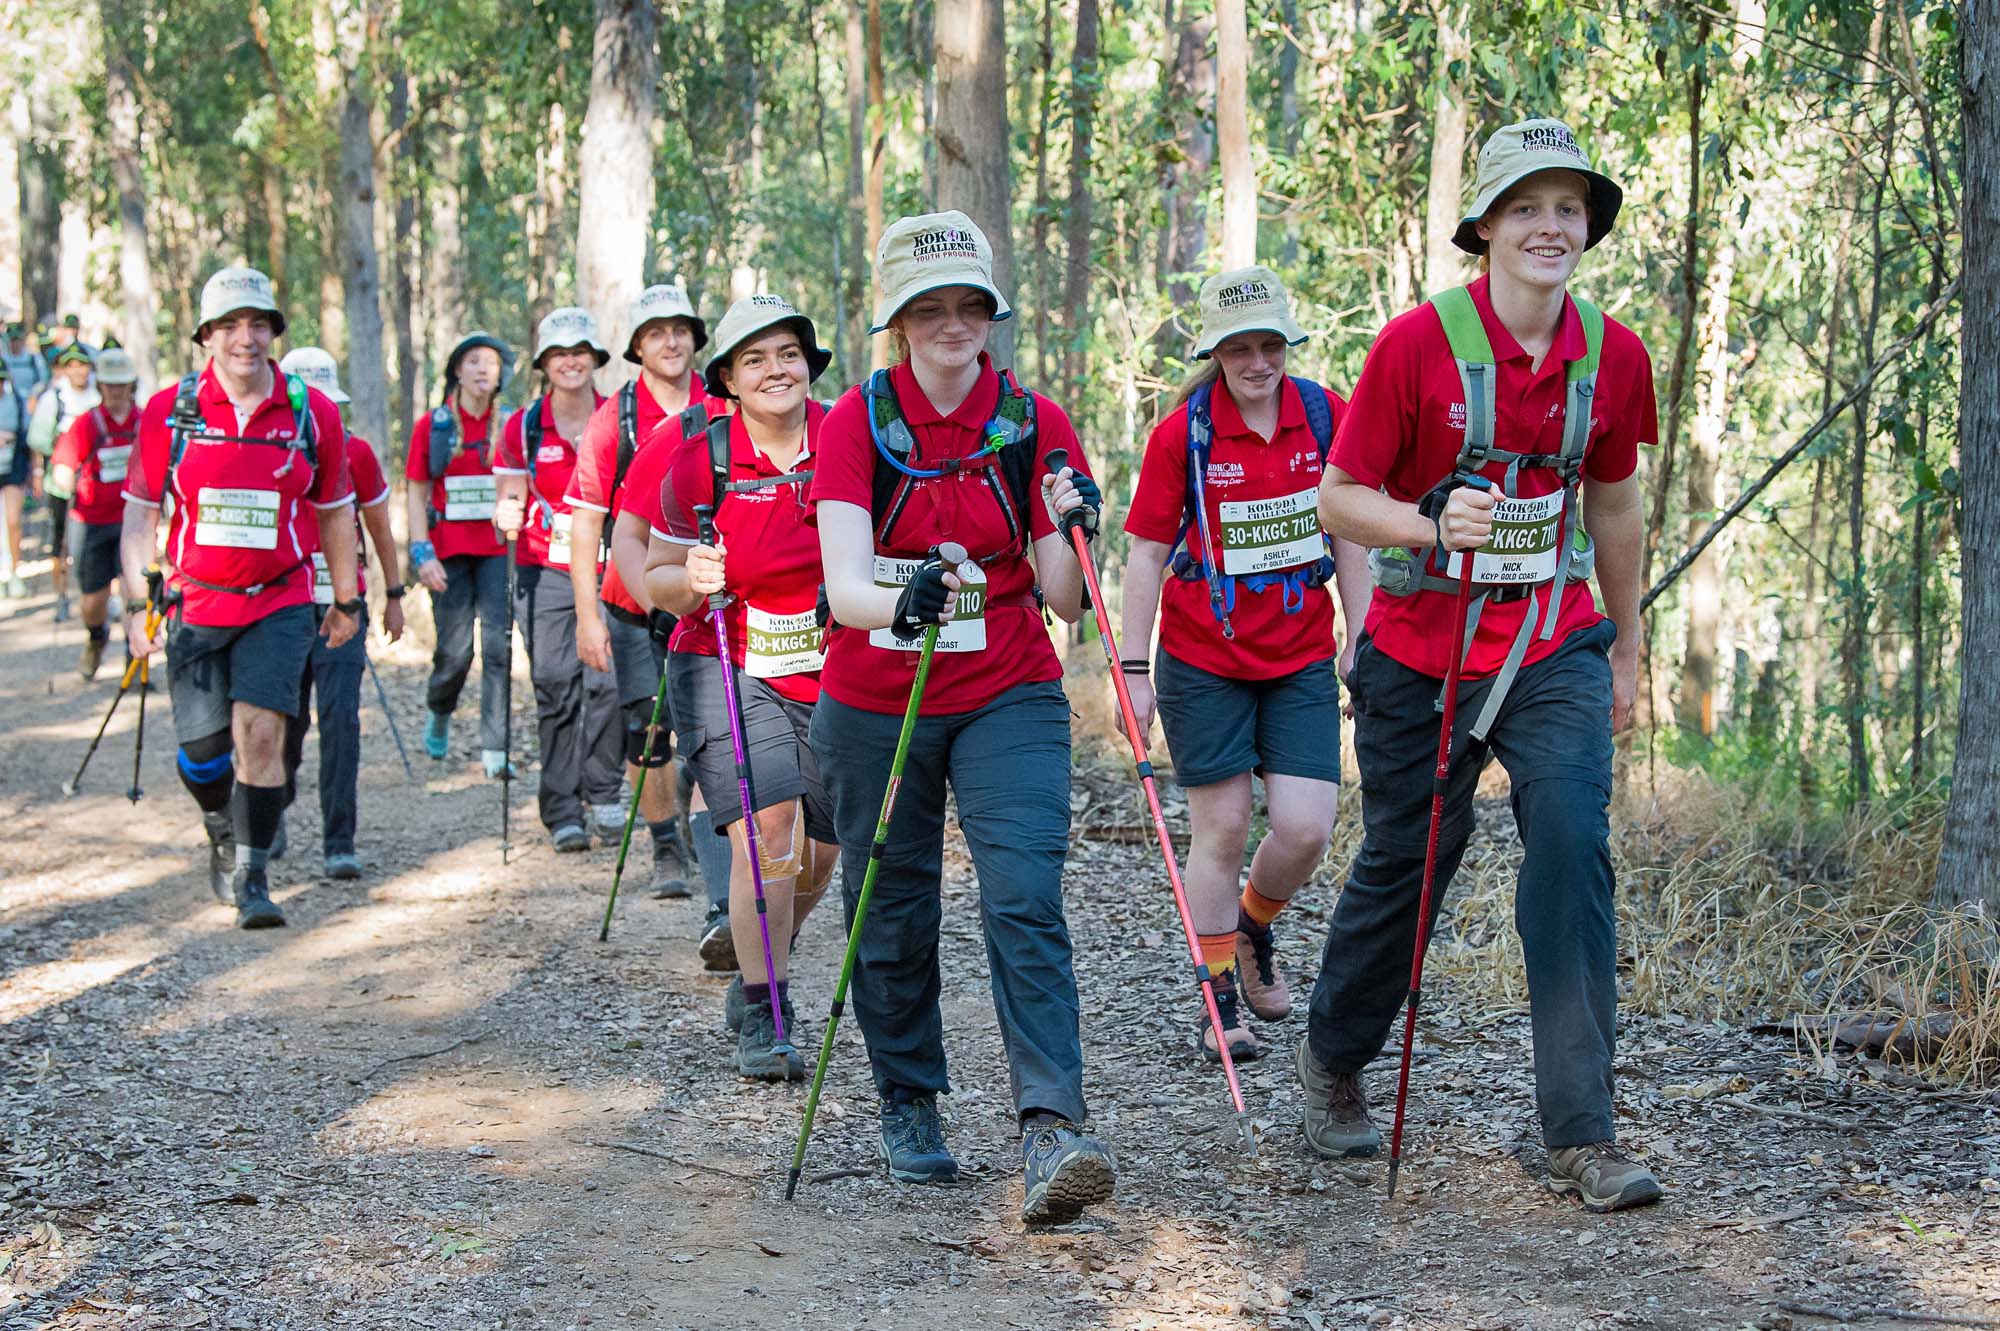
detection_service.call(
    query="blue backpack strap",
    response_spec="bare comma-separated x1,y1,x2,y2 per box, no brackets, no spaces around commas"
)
427,404,456,480
1292,375,1334,462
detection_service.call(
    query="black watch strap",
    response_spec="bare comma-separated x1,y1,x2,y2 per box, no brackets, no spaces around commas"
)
333,597,365,616
384,584,406,600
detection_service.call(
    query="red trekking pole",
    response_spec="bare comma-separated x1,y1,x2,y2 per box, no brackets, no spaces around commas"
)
1385,474,1488,1199
1043,449,1257,1155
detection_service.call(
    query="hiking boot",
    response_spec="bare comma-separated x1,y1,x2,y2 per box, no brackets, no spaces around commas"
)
723,974,747,1033
324,851,362,880
879,1095,958,1185
202,811,235,905
483,749,516,780
1547,1141,1664,1213
592,801,627,833
270,813,289,861
3,573,26,599
1296,1038,1381,1158
1235,918,1293,1021
77,633,105,680
231,868,287,930
53,594,71,624
423,711,449,760
1021,1120,1117,1225
699,907,737,972
736,995,805,1081
1198,968,1263,1063
551,823,590,853
649,827,692,899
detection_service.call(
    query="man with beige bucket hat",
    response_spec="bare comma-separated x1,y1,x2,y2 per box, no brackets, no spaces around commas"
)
1307,119,1664,1211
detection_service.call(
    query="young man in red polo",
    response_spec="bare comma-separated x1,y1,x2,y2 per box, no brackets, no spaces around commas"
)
1305,119,1662,1211
122,266,358,930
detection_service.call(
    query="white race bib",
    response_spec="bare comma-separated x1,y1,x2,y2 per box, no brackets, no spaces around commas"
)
743,605,825,679
442,473,497,522
96,444,132,483
546,511,573,569
1218,487,1323,576
869,556,987,653
1446,491,1565,586
194,487,280,550
311,552,334,605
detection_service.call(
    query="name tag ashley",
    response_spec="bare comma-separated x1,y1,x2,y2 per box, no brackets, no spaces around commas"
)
1218,487,1322,576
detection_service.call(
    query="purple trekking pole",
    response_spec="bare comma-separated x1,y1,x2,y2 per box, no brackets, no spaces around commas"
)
693,504,791,1057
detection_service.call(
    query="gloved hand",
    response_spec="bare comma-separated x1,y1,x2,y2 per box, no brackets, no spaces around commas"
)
647,608,676,649
890,556,956,642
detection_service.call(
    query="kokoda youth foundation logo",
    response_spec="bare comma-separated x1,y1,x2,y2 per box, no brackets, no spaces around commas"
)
1520,124,1585,160
1206,459,1246,487
1216,280,1275,311
1448,401,1467,431
911,227,979,262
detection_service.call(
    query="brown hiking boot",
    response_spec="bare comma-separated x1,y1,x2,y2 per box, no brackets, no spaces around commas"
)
1295,1038,1381,1157
1235,920,1292,1020
1547,1141,1663,1213
1198,969,1264,1063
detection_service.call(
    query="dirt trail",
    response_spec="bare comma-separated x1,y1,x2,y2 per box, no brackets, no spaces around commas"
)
1,593,1995,1331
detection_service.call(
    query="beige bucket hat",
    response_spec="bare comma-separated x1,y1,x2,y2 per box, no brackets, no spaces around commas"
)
869,210,1013,333
533,306,611,368
624,283,708,363
1452,118,1623,255
194,266,286,343
278,347,348,403
93,347,140,386
702,294,833,400
1192,265,1310,360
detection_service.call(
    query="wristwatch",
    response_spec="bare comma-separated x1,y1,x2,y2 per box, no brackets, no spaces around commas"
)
333,596,365,616
384,584,406,600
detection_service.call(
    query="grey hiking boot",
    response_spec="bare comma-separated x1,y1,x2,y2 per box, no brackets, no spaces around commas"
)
698,906,737,972
1021,1120,1117,1225
1547,1141,1664,1213
551,823,590,853
736,995,805,1081
649,827,692,899
879,1094,958,1185
724,973,746,1033
231,868,287,930
1296,1038,1381,1158
324,851,362,880
202,811,235,905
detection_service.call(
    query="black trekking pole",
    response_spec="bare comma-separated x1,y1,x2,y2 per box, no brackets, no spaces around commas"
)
127,654,150,802
500,538,517,863
364,653,416,780
62,660,139,797
64,569,166,799
600,662,671,942
786,543,960,1201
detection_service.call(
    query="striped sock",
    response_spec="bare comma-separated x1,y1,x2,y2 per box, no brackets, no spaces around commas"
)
1239,881,1287,932
1198,931,1239,977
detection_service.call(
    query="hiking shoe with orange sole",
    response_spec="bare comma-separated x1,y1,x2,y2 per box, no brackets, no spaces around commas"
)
1235,920,1292,1020
1198,968,1264,1063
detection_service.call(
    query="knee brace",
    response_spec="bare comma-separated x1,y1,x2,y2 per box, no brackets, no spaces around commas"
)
176,733,235,813
623,700,671,767
756,803,806,881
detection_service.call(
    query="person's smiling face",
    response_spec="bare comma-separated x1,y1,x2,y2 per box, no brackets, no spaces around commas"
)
635,318,697,382
1477,170,1590,292
204,311,275,383
540,346,597,393
721,328,808,424
894,286,993,376
1212,331,1289,413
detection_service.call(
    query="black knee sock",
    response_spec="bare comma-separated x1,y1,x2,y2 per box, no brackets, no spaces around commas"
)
231,783,287,872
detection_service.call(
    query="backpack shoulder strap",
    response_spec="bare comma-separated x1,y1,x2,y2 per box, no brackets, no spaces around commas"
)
1558,296,1606,470
1569,295,1605,379
1431,285,1496,472
523,397,545,476
285,373,317,466
866,368,910,531
705,415,733,512
427,404,456,479
612,381,640,492
991,370,1039,528
1291,376,1334,462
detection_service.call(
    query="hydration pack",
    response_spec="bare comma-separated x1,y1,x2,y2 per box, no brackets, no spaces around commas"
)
864,365,1038,560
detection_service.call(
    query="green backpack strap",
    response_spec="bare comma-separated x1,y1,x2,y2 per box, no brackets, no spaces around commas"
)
1558,296,1604,469
1430,285,1496,473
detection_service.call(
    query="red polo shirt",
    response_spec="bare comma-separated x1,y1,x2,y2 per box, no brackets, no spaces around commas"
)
808,357,1092,717
406,398,504,560
495,391,605,570
302,433,389,602
54,404,140,526
566,374,714,614
638,405,827,704
125,361,354,628
1125,375,1347,679
1333,275,1657,679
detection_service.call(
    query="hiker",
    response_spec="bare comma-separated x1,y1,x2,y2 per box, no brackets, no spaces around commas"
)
1304,118,1662,1212
50,347,141,678
273,347,405,881
28,342,100,616
121,266,358,929
1120,265,1362,1064
566,284,734,948
493,307,623,852
0,356,30,599
407,331,515,777
640,294,838,1081
810,210,1116,1224
2,322,50,411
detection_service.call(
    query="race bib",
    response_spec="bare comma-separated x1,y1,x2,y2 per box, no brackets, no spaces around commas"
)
869,556,987,653
442,473,496,522
311,552,334,605
194,487,280,550
1446,491,1565,586
1218,487,1322,576
743,605,825,679
546,511,574,569
97,444,132,484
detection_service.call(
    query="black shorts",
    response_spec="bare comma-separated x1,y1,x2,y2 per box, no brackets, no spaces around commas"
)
668,652,835,843
1154,648,1343,788
607,607,669,706
166,603,317,744
0,442,28,488
74,520,120,594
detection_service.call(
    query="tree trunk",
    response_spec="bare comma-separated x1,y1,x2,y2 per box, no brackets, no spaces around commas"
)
426,115,465,388
103,31,158,391
1278,0,1301,267
0,116,20,319
866,0,888,370
1158,2,1216,350
1936,0,1999,911
1030,0,1056,385
575,0,659,391
1675,239,1736,736
339,63,389,452
1061,0,1101,393
844,0,869,377
1216,0,1255,268
20,134,60,327
388,70,417,438
1845,106,1894,804
934,0,1015,367
1421,0,1468,297
1649,63,1705,591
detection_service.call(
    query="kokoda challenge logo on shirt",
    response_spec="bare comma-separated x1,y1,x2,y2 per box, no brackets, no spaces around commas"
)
194,487,281,550
911,228,978,263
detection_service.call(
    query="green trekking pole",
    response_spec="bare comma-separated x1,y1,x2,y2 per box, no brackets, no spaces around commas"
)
599,662,671,942
786,545,959,1201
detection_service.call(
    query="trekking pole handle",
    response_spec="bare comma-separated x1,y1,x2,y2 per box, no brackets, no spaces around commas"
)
1039,449,1091,539
693,504,729,613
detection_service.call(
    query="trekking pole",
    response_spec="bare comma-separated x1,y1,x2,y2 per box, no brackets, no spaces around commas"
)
501,538,517,864
127,654,150,802
364,654,416,780
62,656,140,796
1386,474,1488,1200
693,503,791,1058
1043,448,1256,1155
62,570,165,798
787,542,962,1201
599,662,670,942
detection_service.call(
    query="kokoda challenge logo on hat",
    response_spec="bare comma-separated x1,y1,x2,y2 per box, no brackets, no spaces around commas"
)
215,272,271,300
911,227,979,263
1517,123,1586,160
1216,278,1278,312
747,294,795,312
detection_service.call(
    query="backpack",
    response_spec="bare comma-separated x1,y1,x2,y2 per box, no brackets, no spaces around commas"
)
1163,375,1337,640
166,370,319,499
863,365,1038,559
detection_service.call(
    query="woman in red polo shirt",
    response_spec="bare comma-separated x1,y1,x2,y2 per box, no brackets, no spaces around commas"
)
808,211,1114,1226
639,295,836,1082
1121,266,1362,1065
51,346,143,680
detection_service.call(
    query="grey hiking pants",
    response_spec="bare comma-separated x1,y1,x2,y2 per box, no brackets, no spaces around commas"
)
426,552,511,752
514,563,623,830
